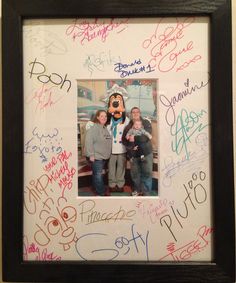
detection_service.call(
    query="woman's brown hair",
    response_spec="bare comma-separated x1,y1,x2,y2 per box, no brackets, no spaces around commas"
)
92,110,107,124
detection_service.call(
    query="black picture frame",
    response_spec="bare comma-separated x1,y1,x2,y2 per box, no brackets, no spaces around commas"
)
2,0,234,282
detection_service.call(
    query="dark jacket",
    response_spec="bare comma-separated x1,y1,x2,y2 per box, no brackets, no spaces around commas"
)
122,117,152,157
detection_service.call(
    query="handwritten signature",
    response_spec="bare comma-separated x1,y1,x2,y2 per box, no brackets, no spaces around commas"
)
23,235,61,261
171,109,208,160
160,77,210,126
43,150,76,197
84,50,121,76
75,224,149,261
160,171,207,242
142,17,201,72
162,132,209,187
159,225,213,261
24,174,52,215
29,58,72,92
114,58,155,78
26,84,64,112
136,199,173,224
24,127,63,162
78,199,136,225
66,18,129,45
24,27,67,55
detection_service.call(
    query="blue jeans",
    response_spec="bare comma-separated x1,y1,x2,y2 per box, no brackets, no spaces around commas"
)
130,153,153,195
91,159,106,196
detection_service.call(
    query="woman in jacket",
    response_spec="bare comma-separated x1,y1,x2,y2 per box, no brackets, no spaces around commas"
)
85,110,112,196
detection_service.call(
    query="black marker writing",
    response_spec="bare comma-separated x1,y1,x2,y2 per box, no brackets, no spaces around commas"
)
160,171,207,242
29,58,71,92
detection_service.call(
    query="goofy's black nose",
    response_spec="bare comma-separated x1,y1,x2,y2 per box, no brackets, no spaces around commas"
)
112,101,119,108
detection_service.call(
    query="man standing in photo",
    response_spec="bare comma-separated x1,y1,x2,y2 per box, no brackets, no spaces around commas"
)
122,107,153,196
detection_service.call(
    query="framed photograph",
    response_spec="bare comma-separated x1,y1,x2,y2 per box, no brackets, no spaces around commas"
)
2,0,235,282
77,79,158,197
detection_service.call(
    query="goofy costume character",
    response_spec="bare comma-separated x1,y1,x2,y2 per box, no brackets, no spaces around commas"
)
106,86,129,192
